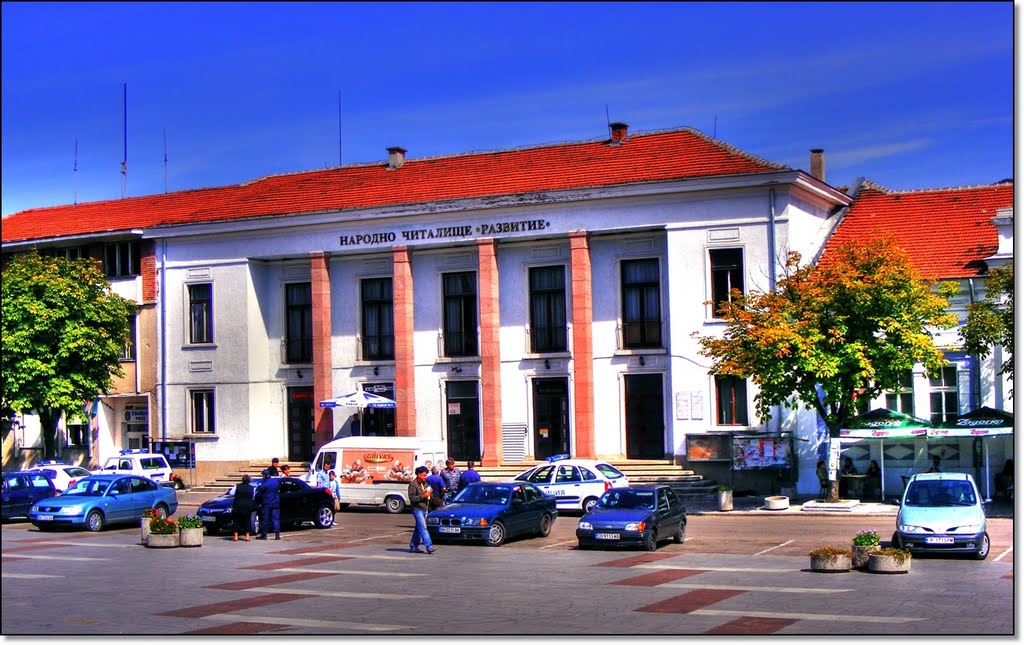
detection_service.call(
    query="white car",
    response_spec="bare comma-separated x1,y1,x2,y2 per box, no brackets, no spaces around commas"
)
93,450,173,483
27,461,93,492
513,456,629,513
893,472,989,560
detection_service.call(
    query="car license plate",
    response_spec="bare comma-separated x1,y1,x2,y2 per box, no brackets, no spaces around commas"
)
595,532,620,540
199,515,215,522
439,526,460,534
37,515,54,521
925,536,955,544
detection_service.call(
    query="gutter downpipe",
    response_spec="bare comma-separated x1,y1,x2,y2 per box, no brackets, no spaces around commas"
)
769,189,781,434
160,240,168,442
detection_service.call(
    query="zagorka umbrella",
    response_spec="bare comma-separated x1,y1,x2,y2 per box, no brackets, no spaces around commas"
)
319,390,397,438
841,408,934,499
933,407,1014,500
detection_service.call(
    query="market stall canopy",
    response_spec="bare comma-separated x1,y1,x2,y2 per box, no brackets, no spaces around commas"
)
840,408,932,440
319,391,397,409
932,406,1014,437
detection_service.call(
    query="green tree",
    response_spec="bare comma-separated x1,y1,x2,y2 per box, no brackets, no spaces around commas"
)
2,251,135,458
694,236,958,501
960,264,1014,388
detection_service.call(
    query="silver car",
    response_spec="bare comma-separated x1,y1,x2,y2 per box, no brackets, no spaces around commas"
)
893,472,989,560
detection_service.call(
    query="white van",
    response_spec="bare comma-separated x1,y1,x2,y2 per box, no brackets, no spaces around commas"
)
305,436,447,513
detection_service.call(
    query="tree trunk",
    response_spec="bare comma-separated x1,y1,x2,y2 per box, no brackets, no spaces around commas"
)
829,479,840,504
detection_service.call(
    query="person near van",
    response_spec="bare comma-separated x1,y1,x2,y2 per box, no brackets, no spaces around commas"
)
231,474,255,542
439,459,461,502
255,469,281,540
280,464,292,478
408,466,436,554
459,461,481,489
267,458,280,477
350,413,362,437
426,466,446,508
327,469,343,524
316,462,332,488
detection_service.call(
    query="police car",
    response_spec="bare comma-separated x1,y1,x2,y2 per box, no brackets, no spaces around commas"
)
513,455,629,513
93,449,173,484
27,461,93,492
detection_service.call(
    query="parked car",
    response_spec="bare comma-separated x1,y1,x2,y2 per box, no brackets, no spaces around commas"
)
576,485,687,551
513,455,629,513
426,481,557,546
2,471,58,521
28,474,177,532
27,461,93,492
92,449,173,484
197,476,335,535
893,472,989,560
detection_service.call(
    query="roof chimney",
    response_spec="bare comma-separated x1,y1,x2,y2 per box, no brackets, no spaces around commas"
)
609,122,629,145
810,148,825,182
386,146,407,170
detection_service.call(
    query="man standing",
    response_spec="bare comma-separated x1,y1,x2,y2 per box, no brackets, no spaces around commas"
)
439,459,461,502
255,469,282,540
426,466,446,507
459,460,482,489
267,458,280,476
280,464,292,478
408,466,436,554
350,413,362,437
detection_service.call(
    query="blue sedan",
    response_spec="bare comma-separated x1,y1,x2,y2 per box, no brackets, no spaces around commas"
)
426,482,557,546
29,474,178,532
576,485,687,551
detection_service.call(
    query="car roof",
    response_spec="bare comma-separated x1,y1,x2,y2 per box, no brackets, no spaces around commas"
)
5,470,55,478
530,459,612,468
613,485,666,493
908,472,974,483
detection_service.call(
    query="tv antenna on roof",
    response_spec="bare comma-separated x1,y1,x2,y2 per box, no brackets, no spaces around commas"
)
338,89,343,166
605,104,611,137
163,128,168,194
74,139,78,205
121,82,127,199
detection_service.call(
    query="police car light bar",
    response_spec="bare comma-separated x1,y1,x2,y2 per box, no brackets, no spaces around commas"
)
119,449,148,454
545,454,571,463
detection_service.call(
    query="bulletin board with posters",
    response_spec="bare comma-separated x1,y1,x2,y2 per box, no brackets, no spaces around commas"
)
731,435,793,470
685,434,733,462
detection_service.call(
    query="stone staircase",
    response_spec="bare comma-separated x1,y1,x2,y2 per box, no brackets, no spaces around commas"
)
188,459,720,501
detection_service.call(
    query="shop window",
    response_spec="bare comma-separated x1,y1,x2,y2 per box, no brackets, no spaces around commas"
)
529,266,567,353
621,259,661,348
361,278,394,360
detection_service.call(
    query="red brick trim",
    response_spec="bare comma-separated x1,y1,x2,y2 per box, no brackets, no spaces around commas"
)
392,247,416,437
140,241,157,302
569,231,595,459
310,252,333,449
477,239,503,466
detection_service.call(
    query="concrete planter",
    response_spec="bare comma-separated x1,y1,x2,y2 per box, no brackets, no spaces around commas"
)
852,544,880,568
140,519,152,545
145,532,180,548
717,490,733,511
764,495,789,511
179,527,204,548
868,552,911,574
809,553,852,573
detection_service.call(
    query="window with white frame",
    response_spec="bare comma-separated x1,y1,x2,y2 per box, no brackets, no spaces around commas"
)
709,248,744,317
885,370,914,414
188,283,213,344
529,265,567,353
443,271,478,357
189,389,215,434
715,375,748,425
285,282,313,363
621,259,661,348
928,365,959,424
361,277,394,360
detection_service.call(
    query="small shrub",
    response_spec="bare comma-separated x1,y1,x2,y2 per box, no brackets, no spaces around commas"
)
149,517,178,535
177,514,204,529
852,530,881,547
716,484,731,492
872,547,912,565
808,545,853,560
142,508,162,521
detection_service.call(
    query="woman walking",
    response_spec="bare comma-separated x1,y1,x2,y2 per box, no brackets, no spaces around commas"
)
232,474,255,542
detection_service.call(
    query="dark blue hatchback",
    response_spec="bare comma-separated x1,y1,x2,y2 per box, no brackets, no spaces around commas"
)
576,485,687,551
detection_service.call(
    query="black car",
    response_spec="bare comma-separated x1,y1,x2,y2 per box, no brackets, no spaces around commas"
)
2,471,58,521
576,485,687,551
197,477,335,534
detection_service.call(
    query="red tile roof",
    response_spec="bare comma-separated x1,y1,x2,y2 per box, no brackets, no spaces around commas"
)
2,128,787,244
822,181,1014,279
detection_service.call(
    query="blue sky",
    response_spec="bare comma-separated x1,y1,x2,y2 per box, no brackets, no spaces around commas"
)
1,2,1013,218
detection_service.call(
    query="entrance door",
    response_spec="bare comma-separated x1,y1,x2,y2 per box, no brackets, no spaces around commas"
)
624,374,665,459
533,377,569,459
446,380,481,461
286,387,315,462
362,382,396,436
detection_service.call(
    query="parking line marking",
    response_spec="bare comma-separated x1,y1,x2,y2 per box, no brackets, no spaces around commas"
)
201,613,410,632
993,546,1013,562
662,583,850,594
693,609,924,623
272,567,425,577
2,572,63,579
540,540,577,549
33,541,135,549
3,553,108,562
753,540,793,555
634,563,792,573
252,586,425,600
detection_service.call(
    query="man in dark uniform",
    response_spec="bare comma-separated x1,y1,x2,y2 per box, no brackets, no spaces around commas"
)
255,469,281,540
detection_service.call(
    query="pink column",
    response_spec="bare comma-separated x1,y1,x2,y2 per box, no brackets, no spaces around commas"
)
477,239,503,466
569,231,595,459
310,251,334,449
392,246,416,437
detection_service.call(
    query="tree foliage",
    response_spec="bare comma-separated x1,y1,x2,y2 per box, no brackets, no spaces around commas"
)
695,236,959,438
1,251,135,457
960,264,1014,386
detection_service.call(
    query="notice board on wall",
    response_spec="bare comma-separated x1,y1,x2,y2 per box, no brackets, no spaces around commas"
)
731,435,792,470
685,434,733,462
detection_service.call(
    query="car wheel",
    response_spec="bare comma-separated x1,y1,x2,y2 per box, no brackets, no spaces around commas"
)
384,496,406,514
672,521,685,544
486,521,507,547
975,532,991,560
582,497,599,514
577,541,591,550
538,514,553,537
643,528,657,552
154,504,169,519
314,506,334,529
35,524,55,532
86,510,104,532
890,531,903,549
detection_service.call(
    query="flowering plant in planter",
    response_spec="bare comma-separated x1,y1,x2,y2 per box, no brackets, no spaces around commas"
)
149,517,178,535
177,514,204,530
169,473,185,490
142,508,162,521
872,547,911,566
808,545,853,561
852,530,881,547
